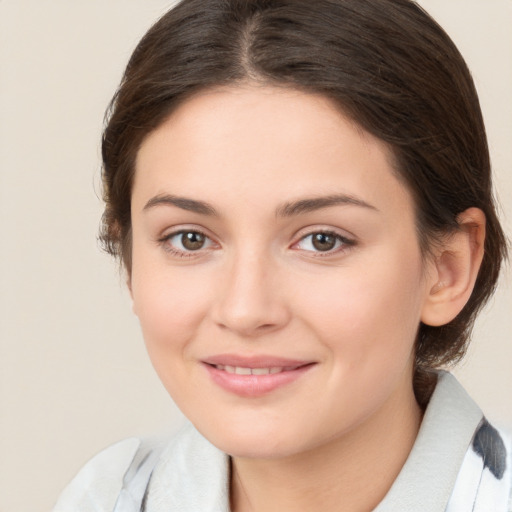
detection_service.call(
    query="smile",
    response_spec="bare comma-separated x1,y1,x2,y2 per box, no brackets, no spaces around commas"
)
212,365,300,375
202,356,316,397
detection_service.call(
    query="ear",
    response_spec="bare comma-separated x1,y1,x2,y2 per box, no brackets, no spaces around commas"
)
421,207,486,327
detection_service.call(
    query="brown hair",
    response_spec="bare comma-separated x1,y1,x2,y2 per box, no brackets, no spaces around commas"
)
100,0,507,404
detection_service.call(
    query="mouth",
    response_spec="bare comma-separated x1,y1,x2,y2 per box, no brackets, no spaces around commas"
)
210,364,305,375
202,356,316,397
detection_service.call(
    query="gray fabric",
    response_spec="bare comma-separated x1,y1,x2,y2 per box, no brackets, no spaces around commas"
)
112,438,164,512
375,371,483,511
446,418,512,511
144,425,230,511
53,437,142,512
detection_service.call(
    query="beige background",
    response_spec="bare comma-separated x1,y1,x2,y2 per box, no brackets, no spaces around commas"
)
0,1,510,511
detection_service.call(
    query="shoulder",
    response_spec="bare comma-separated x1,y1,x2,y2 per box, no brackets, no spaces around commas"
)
52,424,227,512
52,435,162,512
143,425,230,510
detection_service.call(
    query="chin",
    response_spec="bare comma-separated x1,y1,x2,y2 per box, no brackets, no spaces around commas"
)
216,436,301,460
193,418,301,459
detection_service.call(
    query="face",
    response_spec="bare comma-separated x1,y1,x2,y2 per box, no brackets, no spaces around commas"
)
130,86,434,459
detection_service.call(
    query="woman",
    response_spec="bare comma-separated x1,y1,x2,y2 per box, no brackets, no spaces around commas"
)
54,0,511,510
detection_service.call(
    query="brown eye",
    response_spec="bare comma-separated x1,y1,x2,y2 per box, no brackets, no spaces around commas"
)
181,231,206,250
294,230,353,254
161,229,215,257
311,232,337,251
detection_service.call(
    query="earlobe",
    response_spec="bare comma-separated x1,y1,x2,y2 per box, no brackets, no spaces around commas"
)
421,207,486,327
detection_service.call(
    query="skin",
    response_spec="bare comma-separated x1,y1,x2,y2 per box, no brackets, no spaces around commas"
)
129,85,483,511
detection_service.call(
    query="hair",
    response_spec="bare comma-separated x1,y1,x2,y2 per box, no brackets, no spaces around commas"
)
100,0,507,405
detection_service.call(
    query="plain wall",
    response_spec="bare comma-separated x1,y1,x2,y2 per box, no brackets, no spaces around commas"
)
0,1,510,511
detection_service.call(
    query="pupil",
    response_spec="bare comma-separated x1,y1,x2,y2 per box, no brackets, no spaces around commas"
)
182,232,205,250
312,233,336,251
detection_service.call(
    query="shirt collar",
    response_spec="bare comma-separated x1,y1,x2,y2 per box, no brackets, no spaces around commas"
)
146,372,483,512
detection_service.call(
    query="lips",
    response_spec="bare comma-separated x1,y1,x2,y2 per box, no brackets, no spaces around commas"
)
212,365,294,375
202,354,315,397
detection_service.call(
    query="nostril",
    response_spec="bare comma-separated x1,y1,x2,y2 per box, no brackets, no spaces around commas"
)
213,315,286,338
257,323,277,331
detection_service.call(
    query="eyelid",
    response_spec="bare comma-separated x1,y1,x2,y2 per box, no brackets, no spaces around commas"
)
290,226,356,254
292,224,356,240
156,224,356,258
158,223,217,241
157,225,220,257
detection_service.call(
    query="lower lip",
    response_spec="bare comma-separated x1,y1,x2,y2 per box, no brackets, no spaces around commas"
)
203,363,315,397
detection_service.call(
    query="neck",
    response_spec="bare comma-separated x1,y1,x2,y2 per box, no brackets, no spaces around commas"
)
230,377,422,512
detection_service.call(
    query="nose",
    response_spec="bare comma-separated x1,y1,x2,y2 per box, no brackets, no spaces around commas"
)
211,248,291,337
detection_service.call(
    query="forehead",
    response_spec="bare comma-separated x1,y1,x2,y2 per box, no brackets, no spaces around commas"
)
133,85,413,219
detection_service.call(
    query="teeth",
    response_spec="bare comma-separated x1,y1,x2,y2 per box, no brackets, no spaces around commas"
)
251,368,271,375
214,365,285,375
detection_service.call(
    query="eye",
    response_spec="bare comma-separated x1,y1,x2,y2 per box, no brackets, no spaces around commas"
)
294,231,354,254
160,229,215,255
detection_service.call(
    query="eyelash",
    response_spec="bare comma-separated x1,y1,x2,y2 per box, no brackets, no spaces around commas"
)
292,230,356,256
158,229,215,259
157,228,356,258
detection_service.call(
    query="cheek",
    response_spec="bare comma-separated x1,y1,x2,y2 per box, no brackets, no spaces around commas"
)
131,265,215,404
131,262,212,355
292,257,425,422
297,249,426,367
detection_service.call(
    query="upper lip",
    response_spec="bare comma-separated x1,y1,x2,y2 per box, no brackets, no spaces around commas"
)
202,354,314,369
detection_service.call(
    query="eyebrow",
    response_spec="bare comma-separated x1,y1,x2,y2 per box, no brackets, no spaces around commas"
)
143,193,377,217
143,194,218,216
275,194,378,217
